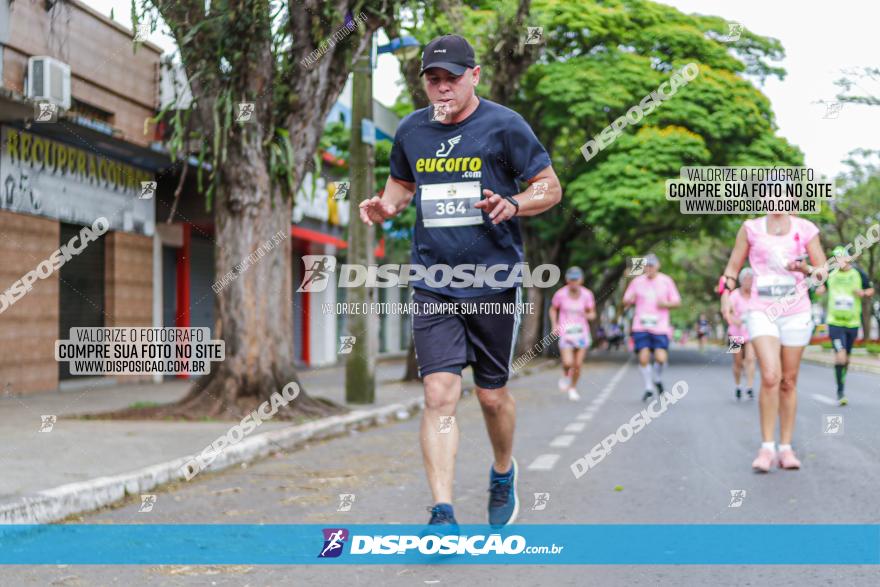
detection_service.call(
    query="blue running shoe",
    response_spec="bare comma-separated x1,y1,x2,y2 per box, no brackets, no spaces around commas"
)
488,457,519,528
424,503,459,536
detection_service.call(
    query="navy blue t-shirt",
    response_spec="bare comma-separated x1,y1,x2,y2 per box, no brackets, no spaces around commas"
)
389,98,551,298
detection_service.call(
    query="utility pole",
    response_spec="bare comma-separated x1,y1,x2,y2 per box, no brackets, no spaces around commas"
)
345,40,377,404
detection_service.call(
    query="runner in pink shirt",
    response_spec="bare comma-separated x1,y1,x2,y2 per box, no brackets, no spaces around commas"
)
720,213,826,472
622,254,681,402
722,267,756,401
550,266,597,401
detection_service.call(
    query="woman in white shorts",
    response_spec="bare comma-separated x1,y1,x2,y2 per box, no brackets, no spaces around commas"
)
722,267,756,400
720,213,826,472
550,267,597,401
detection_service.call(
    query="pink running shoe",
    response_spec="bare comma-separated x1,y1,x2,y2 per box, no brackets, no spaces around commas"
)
778,449,801,470
751,448,776,473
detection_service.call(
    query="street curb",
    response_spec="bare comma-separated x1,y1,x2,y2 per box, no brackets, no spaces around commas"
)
0,397,424,524
802,354,880,375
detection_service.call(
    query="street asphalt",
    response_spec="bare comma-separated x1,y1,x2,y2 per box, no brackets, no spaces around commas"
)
6,347,880,586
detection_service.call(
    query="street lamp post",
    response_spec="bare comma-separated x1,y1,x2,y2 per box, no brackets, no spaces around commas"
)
345,34,418,404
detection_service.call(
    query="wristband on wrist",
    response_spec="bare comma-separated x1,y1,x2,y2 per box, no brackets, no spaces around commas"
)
719,274,737,294
503,195,520,214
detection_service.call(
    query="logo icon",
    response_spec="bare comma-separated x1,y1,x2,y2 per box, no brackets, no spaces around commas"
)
529,181,548,200
318,528,349,558
139,494,157,512
823,414,843,435
134,22,151,42
525,27,544,45
435,134,462,158
722,22,742,42
728,489,746,508
140,181,157,200
39,415,57,432
531,492,550,510
35,102,58,123
338,336,356,354
822,102,843,119
727,336,745,354
438,415,455,434
629,257,647,276
337,494,356,512
431,103,450,122
333,181,350,201
236,102,255,122
297,255,337,292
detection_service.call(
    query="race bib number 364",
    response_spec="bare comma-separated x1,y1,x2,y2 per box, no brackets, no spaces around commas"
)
421,181,483,228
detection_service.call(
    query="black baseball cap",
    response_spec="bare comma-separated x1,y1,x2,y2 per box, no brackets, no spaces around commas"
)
419,35,476,76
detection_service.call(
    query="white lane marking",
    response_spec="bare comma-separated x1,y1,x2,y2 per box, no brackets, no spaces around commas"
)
565,422,586,433
528,454,560,471
811,393,838,406
550,435,576,448
535,359,632,471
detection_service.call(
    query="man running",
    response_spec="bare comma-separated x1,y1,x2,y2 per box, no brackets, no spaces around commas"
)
722,268,756,400
825,246,874,406
550,266,597,401
696,313,711,351
358,34,561,530
720,212,826,472
622,254,681,401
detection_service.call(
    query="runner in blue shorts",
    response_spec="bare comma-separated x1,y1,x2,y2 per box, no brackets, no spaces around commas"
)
622,254,682,401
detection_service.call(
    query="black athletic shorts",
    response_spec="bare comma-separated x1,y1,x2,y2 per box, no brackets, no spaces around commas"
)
829,325,858,354
412,287,522,389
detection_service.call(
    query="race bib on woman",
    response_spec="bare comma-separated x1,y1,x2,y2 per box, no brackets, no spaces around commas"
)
756,274,796,300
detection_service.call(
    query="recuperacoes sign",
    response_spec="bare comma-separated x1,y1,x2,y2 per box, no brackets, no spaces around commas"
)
1,127,155,234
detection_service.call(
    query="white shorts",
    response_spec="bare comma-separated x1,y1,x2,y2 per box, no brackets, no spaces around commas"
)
746,310,814,347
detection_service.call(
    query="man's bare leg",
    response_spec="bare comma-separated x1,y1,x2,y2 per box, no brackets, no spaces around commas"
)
420,372,462,504
476,386,516,475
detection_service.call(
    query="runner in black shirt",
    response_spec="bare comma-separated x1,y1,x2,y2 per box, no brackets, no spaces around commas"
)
359,35,562,530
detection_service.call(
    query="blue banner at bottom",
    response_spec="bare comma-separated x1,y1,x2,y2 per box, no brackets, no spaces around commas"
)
1,525,878,565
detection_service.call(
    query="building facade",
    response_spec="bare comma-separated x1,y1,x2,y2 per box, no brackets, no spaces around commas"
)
1,0,163,393
1,0,406,394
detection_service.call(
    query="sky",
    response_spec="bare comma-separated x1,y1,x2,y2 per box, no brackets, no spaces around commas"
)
84,0,879,178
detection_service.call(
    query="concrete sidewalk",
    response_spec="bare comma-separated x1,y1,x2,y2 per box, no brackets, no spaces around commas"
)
0,358,450,521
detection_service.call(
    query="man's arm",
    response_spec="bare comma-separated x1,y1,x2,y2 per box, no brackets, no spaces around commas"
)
514,165,563,216
658,278,682,309
856,266,875,297
476,165,562,224
358,176,416,226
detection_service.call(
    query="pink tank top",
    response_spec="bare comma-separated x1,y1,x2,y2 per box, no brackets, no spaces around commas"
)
744,216,819,317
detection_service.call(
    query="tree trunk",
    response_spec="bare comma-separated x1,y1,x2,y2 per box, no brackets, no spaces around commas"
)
170,125,341,420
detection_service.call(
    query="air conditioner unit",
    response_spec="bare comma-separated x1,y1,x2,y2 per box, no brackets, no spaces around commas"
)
26,56,71,110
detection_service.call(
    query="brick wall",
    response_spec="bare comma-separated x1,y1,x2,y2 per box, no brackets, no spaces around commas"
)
105,231,152,326
0,211,60,394
105,231,153,383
